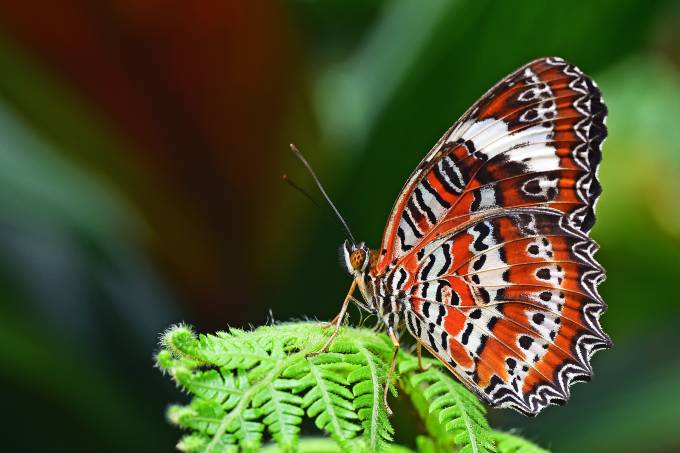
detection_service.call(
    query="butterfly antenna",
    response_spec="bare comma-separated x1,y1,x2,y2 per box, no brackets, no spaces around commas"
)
282,174,322,209
289,143,356,244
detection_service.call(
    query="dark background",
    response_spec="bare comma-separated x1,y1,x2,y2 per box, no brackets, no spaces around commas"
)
0,1,678,452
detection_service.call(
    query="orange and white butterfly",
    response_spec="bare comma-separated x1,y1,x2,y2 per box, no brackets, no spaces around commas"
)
307,56,611,416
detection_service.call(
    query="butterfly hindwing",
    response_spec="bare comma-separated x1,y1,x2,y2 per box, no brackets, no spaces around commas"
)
398,208,610,415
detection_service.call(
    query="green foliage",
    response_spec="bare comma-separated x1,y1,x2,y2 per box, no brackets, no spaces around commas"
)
490,432,549,453
157,322,549,452
400,360,495,453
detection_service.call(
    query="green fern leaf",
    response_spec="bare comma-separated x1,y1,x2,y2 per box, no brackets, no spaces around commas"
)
252,380,304,452
291,352,362,449
168,368,265,451
168,399,224,436
415,435,437,453
175,433,210,453
346,343,394,451
401,359,497,453
232,407,263,452
199,330,278,379
177,432,238,453
175,368,244,408
158,322,549,453
492,431,550,453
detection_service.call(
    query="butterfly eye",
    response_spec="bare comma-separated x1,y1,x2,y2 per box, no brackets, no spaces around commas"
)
350,249,367,272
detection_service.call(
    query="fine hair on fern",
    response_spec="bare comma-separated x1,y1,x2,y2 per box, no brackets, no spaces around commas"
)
157,322,549,452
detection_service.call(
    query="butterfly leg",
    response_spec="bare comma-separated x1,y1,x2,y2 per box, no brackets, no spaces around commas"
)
416,342,431,371
310,280,357,356
323,296,369,328
383,327,399,417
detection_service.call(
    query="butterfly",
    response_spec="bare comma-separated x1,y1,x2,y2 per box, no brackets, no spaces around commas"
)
305,56,611,417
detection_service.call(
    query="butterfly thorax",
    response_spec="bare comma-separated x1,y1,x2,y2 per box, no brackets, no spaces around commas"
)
361,273,405,334
342,240,404,327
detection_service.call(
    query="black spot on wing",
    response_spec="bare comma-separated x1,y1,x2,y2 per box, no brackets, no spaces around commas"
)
433,163,458,195
421,179,451,209
470,190,482,212
427,331,439,352
402,210,423,239
414,187,437,225
437,243,452,277
397,227,412,252
478,287,491,304
415,314,422,337
395,268,408,289
475,334,489,355
420,282,430,298
440,331,448,349
487,316,498,330
469,309,482,319
440,156,465,192
420,254,436,280
536,268,551,280
422,301,431,318
437,304,446,324
483,374,506,396
498,245,507,263
472,222,491,251
472,254,486,271
407,312,417,334
450,288,460,306
519,335,534,350
461,323,473,345
407,199,425,227
524,179,542,194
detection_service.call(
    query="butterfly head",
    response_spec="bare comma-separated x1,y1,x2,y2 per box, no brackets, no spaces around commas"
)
342,240,370,276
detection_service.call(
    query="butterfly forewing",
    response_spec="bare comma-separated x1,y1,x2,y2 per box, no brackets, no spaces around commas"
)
377,57,606,274
376,57,610,415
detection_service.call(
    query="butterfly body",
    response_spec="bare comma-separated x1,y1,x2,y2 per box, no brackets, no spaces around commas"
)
334,56,610,416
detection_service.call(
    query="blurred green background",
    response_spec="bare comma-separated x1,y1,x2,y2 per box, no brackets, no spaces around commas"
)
0,1,678,452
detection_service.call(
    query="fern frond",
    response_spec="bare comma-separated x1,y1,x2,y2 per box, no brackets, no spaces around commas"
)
492,431,550,453
175,433,210,453
347,343,394,451
415,435,436,453
400,359,497,453
157,322,550,453
232,407,263,452
168,368,265,451
168,399,223,437
176,368,244,408
291,352,362,449
252,381,303,452
258,437,417,453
